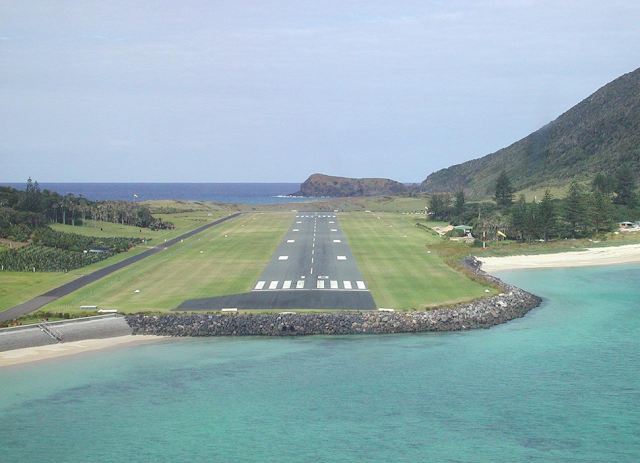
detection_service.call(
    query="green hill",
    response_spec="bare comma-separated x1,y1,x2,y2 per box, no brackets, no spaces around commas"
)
420,67,640,198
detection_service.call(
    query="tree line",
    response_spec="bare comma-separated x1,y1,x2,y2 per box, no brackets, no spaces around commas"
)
429,166,639,241
0,178,174,242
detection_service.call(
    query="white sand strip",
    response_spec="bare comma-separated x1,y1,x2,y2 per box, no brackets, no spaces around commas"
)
478,244,640,272
0,335,165,368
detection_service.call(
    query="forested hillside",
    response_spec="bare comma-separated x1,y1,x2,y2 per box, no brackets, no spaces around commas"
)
421,67,640,198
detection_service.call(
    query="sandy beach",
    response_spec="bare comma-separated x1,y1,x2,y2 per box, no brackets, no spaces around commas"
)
478,244,640,272
0,335,166,368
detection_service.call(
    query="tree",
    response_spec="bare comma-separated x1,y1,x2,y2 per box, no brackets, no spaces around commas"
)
17,177,43,213
592,172,615,197
537,189,557,241
429,193,452,221
614,167,637,207
454,189,465,217
494,169,514,208
510,194,528,241
589,189,614,234
563,180,587,237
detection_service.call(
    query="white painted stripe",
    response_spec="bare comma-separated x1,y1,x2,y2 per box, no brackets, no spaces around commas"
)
269,281,279,290
312,250,314,254
278,256,289,260
329,221,335,224
283,280,292,289
330,280,338,289
333,239,341,243
344,281,352,289
293,229,299,232
287,239,295,243
255,281,266,290
310,268,313,275
331,229,338,232
337,256,347,260
317,280,325,289
296,221,302,223
356,281,366,290
296,280,305,289
311,257,314,264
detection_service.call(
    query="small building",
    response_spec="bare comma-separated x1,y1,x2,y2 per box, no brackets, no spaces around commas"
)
88,246,110,253
619,222,635,228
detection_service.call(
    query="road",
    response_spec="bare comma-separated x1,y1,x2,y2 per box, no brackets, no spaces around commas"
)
0,213,242,323
177,212,377,311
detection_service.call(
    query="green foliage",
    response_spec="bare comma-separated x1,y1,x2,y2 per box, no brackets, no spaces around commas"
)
31,228,143,252
0,244,112,272
614,166,638,207
494,169,514,208
454,189,465,216
592,172,616,197
563,181,587,237
421,68,640,198
589,189,615,234
429,193,452,220
537,189,557,241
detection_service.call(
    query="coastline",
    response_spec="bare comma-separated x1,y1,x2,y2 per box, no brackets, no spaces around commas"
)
477,243,640,272
0,335,166,368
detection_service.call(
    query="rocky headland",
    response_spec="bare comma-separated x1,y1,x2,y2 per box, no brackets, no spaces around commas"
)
291,173,411,197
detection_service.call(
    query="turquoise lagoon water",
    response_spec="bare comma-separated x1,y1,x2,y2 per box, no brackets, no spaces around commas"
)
1,264,639,462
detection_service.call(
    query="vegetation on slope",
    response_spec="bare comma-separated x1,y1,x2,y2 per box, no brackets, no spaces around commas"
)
421,67,640,198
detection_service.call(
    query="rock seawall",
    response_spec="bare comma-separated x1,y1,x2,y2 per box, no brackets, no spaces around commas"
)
126,258,542,337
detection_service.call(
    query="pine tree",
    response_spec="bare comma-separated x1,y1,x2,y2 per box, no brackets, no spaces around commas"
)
494,169,514,208
614,167,637,206
509,194,528,241
454,189,465,217
563,180,587,237
537,189,556,241
589,189,614,234
592,172,615,197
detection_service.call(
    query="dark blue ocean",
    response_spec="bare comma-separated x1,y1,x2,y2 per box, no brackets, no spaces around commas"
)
1,182,302,204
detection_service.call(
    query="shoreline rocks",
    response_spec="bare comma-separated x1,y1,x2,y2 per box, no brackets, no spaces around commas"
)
125,258,542,337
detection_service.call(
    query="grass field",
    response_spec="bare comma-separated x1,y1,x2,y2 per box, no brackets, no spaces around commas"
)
46,212,292,314
0,246,148,313
339,212,496,309
51,211,230,242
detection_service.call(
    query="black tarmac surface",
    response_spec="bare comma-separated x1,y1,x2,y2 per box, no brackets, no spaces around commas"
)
0,214,241,323
177,212,377,311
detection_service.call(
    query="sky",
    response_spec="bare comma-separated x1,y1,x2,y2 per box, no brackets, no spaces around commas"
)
1,1,639,183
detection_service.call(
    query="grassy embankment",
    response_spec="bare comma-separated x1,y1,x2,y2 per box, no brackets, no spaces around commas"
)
340,212,496,310
45,212,291,314
0,211,230,314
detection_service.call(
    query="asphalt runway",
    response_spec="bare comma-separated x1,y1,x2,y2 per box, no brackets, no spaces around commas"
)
177,212,377,311
0,213,242,323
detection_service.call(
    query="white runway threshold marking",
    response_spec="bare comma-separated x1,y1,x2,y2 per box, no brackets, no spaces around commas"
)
343,281,352,289
331,229,338,232
287,239,295,243
317,280,325,289
337,256,347,261
356,281,366,290
333,239,341,243
283,280,292,289
278,256,289,260
269,281,279,290
293,229,299,232
296,280,305,289
255,281,266,290
330,280,338,289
